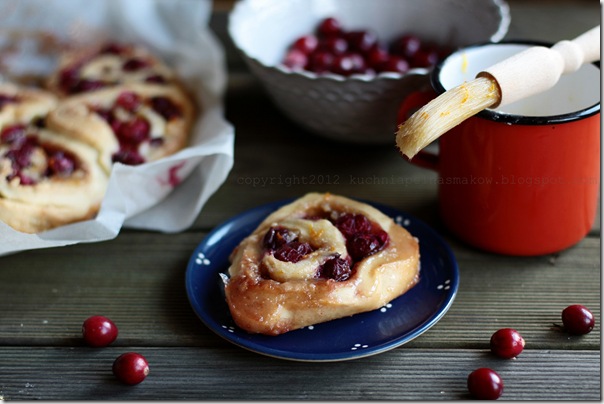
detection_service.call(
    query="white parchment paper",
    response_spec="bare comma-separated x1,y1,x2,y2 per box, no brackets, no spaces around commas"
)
0,0,235,256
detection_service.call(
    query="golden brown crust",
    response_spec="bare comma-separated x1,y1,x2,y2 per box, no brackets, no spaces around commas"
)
0,41,196,234
0,127,108,234
46,83,195,173
224,193,421,335
0,84,108,233
0,83,58,128
0,196,101,234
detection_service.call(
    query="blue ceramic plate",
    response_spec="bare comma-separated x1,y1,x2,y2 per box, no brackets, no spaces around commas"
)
185,199,459,362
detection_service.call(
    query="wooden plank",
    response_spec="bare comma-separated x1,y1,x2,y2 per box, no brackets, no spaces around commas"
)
0,232,218,348
412,236,601,350
0,2,599,401
0,347,599,400
0,233,598,350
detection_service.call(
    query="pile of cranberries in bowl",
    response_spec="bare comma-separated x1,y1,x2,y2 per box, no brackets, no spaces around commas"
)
281,17,451,77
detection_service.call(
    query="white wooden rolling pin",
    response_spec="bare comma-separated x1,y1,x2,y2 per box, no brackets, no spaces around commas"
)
396,25,601,159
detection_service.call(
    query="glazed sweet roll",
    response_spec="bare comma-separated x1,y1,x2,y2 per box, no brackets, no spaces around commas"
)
223,193,421,335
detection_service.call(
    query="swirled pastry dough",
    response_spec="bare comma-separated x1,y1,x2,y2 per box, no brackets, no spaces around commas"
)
46,83,195,173
46,42,178,97
0,41,196,233
0,83,58,128
0,85,107,233
224,193,420,335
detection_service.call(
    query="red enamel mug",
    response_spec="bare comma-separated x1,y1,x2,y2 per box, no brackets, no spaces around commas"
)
399,42,601,256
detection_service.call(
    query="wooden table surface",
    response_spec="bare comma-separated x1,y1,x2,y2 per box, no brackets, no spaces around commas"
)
0,0,600,400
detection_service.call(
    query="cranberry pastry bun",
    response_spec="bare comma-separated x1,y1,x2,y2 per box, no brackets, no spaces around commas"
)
46,83,195,173
0,123,108,233
0,83,57,128
224,193,421,336
47,42,178,97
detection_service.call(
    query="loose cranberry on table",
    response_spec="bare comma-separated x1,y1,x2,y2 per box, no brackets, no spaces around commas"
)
561,304,595,335
467,368,504,400
112,352,149,385
281,17,448,76
82,315,118,347
490,328,525,359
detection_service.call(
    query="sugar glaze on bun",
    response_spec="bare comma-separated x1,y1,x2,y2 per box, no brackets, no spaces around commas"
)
224,192,421,336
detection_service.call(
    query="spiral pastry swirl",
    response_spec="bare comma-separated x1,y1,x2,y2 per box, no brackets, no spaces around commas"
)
224,193,420,335
47,83,194,173
0,84,108,233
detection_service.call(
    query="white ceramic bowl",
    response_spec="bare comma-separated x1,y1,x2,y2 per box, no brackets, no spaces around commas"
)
228,0,510,144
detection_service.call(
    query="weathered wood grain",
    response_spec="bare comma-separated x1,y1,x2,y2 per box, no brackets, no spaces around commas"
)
0,1,599,400
0,233,598,350
0,347,599,400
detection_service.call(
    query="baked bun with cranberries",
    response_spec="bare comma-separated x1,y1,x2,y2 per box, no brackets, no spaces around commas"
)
223,192,421,336
46,42,179,97
0,120,108,234
0,82,58,128
46,83,195,173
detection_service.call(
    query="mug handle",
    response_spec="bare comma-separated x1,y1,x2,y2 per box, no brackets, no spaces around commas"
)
397,90,440,172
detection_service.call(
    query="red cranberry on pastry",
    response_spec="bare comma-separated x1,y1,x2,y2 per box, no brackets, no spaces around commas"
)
0,122,107,233
46,83,194,173
47,42,177,97
224,193,420,335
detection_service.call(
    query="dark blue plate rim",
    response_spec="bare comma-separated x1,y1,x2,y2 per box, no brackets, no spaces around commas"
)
185,198,459,362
